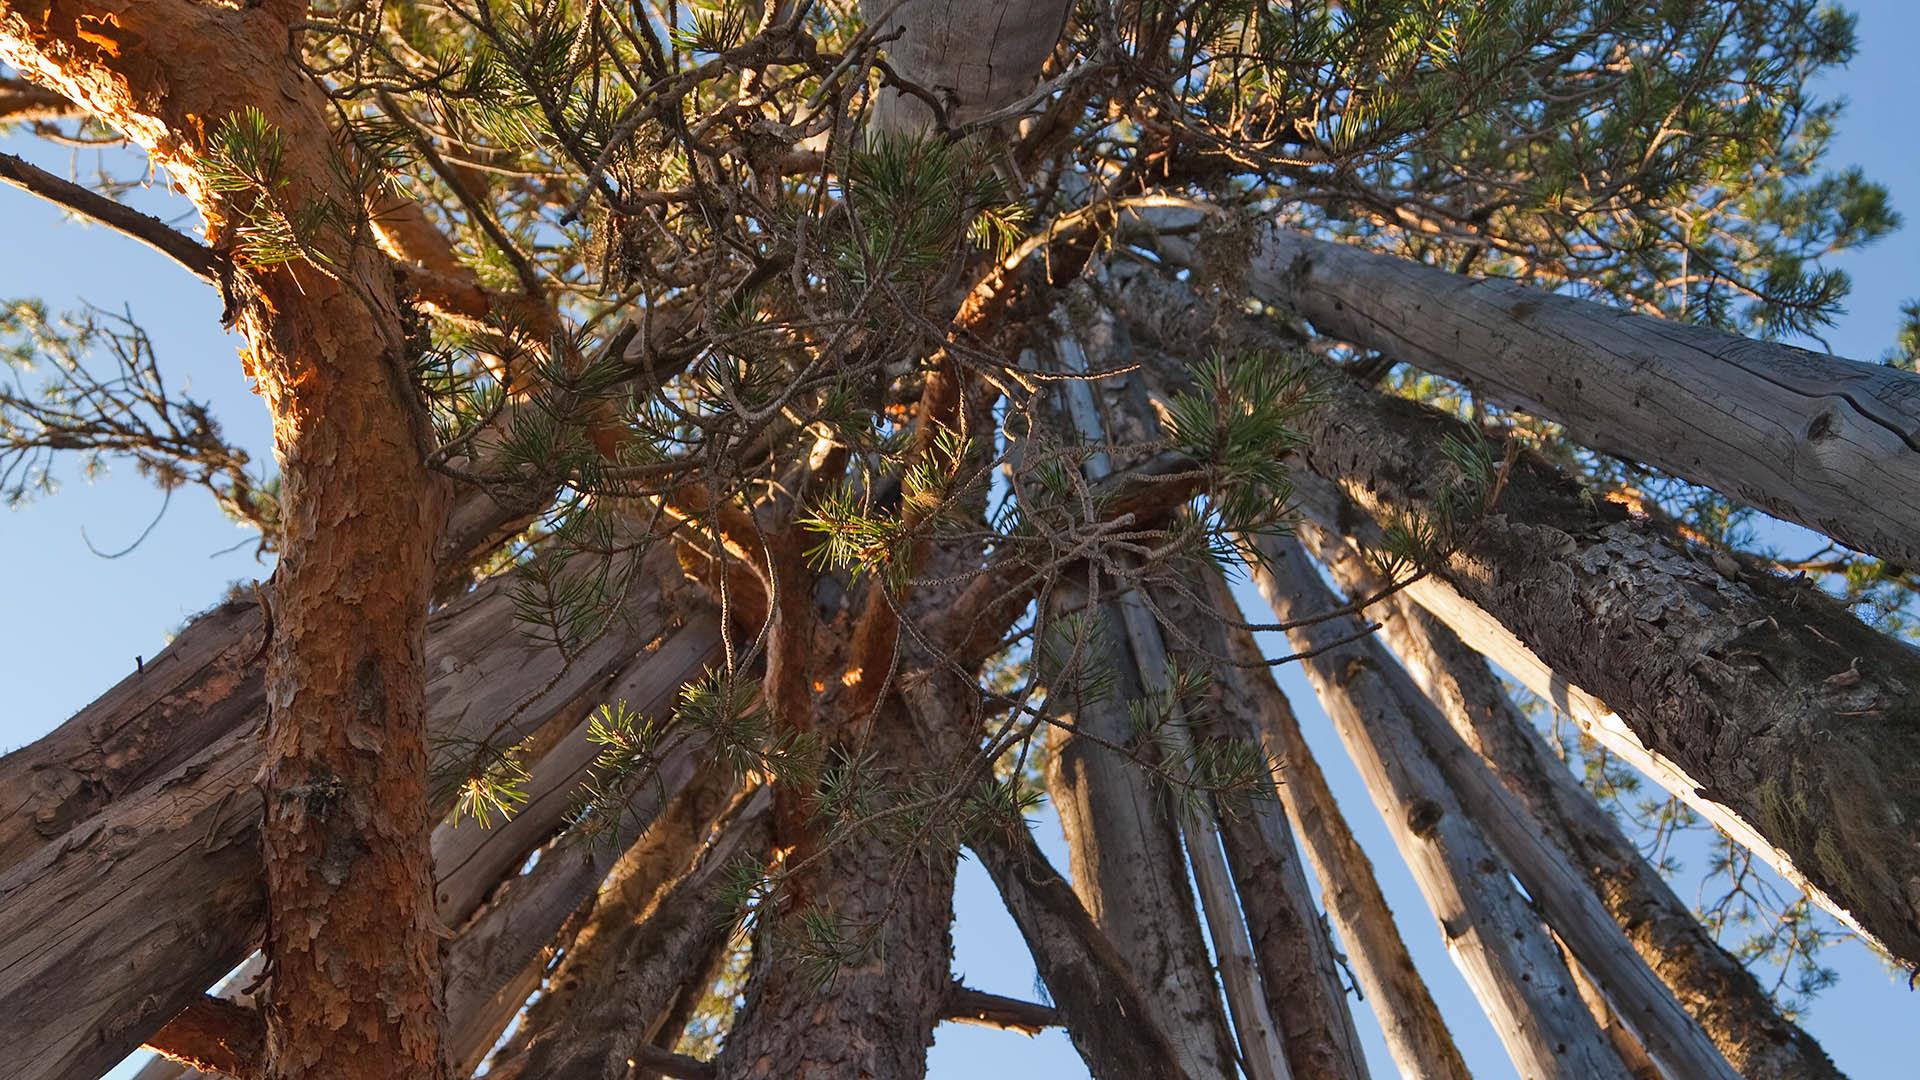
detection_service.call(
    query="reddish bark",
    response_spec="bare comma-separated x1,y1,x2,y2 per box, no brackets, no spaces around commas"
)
0,6,452,1075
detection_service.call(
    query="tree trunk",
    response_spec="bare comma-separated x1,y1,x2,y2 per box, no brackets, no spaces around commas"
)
1301,519,1846,1079
1281,374,1920,967
1282,523,1738,1080
970,824,1189,1079
1214,608,1469,1080
1115,586,1295,1080
0,7,457,1074
1165,222,1920,568
0,572,717,1079
714,697,958,1080
1174,572,1371,1080
859,0,1076,135
1038,318,1248,1078
1251,536,1631,1080
0,596,262,873
489,780,768,1080
1043,580,1246,1079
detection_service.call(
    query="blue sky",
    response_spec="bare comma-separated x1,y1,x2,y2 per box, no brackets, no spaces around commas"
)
4,4,1916,1076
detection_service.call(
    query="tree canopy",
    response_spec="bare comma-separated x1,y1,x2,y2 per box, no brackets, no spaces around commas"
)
2,2,1917,1079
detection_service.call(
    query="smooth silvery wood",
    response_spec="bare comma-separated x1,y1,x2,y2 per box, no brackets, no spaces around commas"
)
1251,537,1630,1080
1286,523,1739,1080
1163,222,1920,568
860,0,1076,136
1065,319,1292,1080
1037,322,1252,1079
1113,590,1294,1080
1213,596,1468,1080
1044,578,1244,1079
1278,376,1920,966
1302,521,1846,1079
442,743,703,1076
0,574,718,1080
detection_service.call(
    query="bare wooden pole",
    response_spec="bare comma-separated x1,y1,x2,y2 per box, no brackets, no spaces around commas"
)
1249,535,1631,1079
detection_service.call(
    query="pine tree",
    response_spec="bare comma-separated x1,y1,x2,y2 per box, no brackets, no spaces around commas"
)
2,2,1916,1079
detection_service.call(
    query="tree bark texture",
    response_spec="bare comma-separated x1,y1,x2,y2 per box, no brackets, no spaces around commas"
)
490,784,768,1080
0,5,458,1075
1043,579,1244,1079
1276,528,1738,1080
713,697,958,1080
859,0,1076,135
1281,375,1920,968
1252,537,1630,1080
1213,609,1469,1080
1171,572,1371,1080
971,824,1189,1079
0,570,717,1079
0,595,262,873
1169,222,1920,569
1301,521,1847,1080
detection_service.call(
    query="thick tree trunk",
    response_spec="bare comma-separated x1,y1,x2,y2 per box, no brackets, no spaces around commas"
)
0,7,457,1074
1302,521,1847,1079
1165,223,1920,568
859,0,1076,135
714,692,960,1079
1214,610,1469,1080
1278,525,1738,1080
0,573,717,1080
971,824,1189,1079
1280,374,1920,967
1252,537,1630,1080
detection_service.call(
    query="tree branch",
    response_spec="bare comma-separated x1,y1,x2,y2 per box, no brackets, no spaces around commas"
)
0,151,228,289
142,995,264,1080
942,982,1059,1035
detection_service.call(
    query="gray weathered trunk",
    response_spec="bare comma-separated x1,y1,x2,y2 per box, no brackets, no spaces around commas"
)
0,573,720,1079
1214,608,1469,1080
1285,524,1738,1080
1281,374,1920,967
859,0,1076,135
1251,536,1630,1080
1039,586,1242,1079
1175,571,1370,1080
1302,520,1847,1079
1165,223,1920,568
487,780,768,1080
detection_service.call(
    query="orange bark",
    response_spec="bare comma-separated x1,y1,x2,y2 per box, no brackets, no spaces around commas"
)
0,4,451,1077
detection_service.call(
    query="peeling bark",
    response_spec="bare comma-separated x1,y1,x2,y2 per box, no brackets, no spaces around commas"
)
1251,537,1630,1080
0,5,456,1074
1302,521,1846,1079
